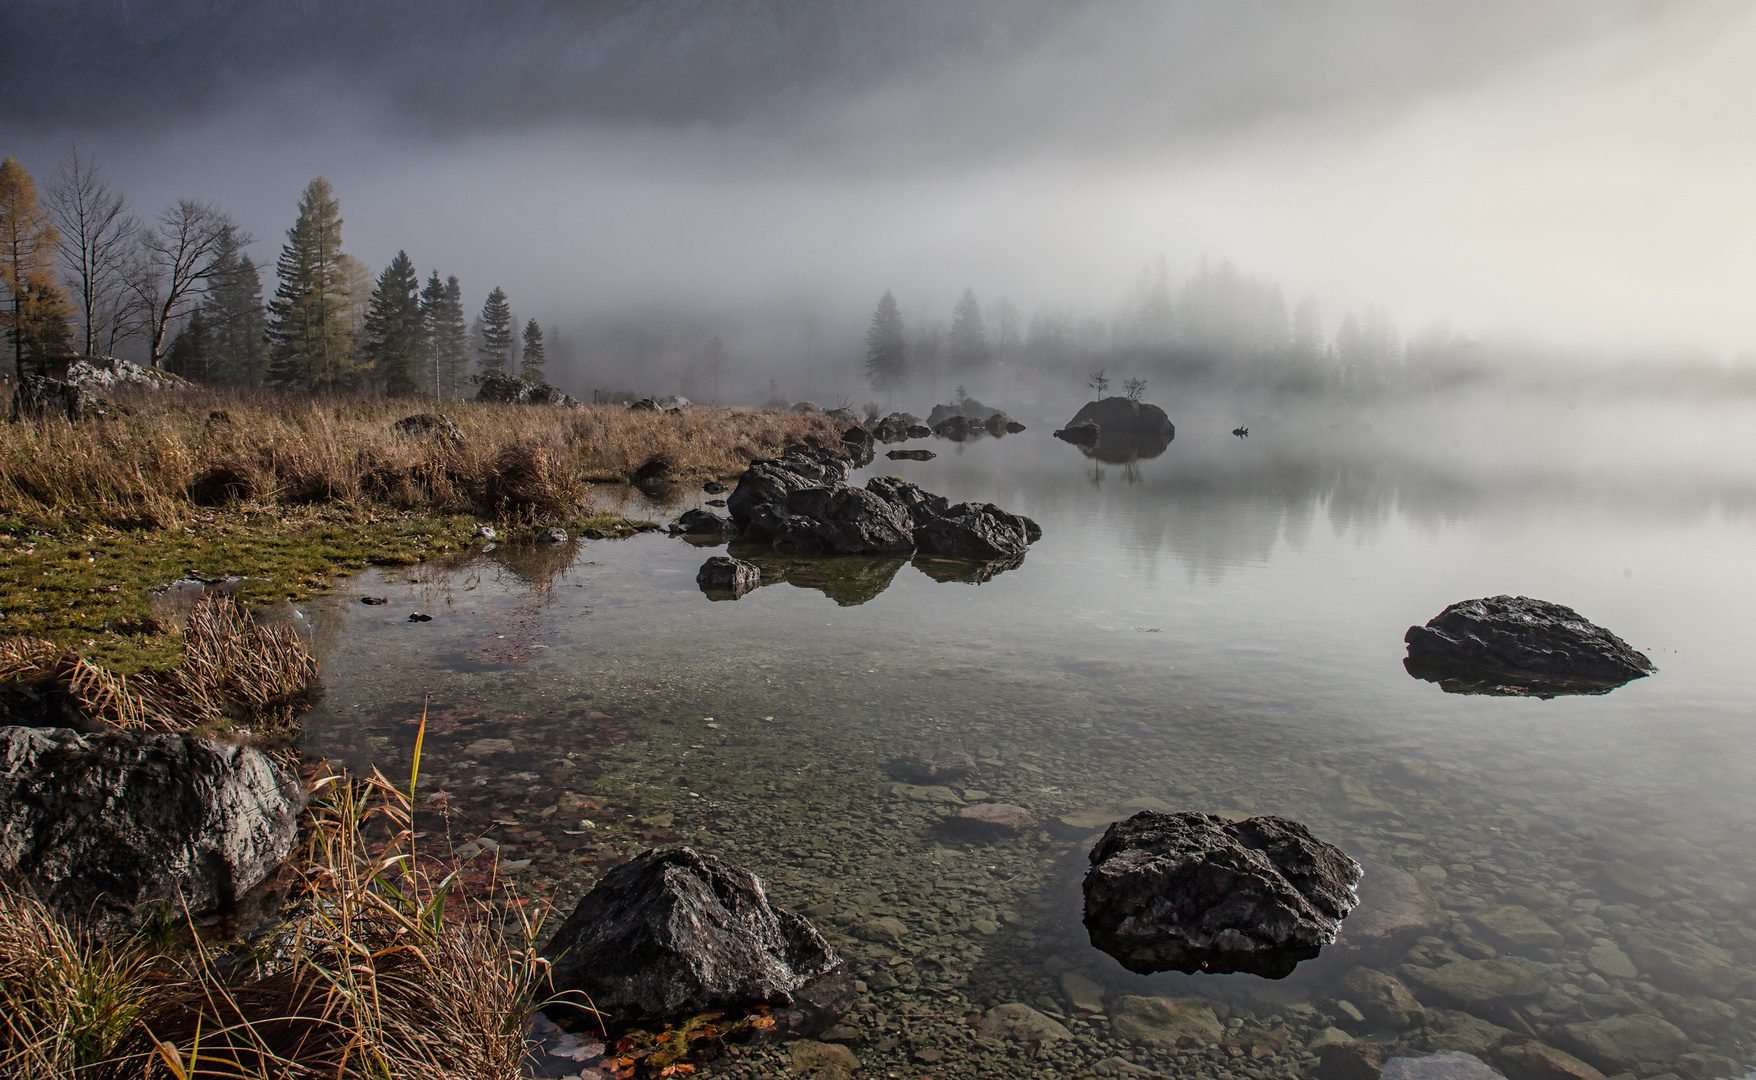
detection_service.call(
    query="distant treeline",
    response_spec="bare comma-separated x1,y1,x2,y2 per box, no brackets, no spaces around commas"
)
0,151,570,396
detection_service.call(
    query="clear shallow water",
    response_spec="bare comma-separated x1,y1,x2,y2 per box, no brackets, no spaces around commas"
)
301,402,1756,1079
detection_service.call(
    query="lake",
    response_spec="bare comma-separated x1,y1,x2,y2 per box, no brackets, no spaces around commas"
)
299,392,1756,1080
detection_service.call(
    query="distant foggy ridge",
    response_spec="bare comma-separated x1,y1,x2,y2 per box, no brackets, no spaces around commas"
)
3,0,1074,125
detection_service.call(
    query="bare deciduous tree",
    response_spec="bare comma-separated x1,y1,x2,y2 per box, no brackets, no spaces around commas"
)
46,147,138,357
128,200,249,367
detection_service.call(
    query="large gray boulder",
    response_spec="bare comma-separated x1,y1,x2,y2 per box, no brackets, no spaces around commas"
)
542,847,844,1033
11,376,98,422
1404,596,1655,697
1062,397,1174,440
915,501,1040,560
0,726,304,933
1083,811,1361,978
749,485,917,555
725,447,854,530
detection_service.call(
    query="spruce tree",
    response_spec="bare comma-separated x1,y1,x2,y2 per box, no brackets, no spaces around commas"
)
165,307,213,381
519,318,546,382
476,286,513,373
266,177,352,389
362,250,423,395
864,291,907,394
418,271,447,396
948,288,990,374
436,275,469,398
202,232,267,386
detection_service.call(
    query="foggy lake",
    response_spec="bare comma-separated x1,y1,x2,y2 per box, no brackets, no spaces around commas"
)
298,394,1756,1078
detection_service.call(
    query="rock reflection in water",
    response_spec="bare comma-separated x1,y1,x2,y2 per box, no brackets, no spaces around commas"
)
1076,428,1175,465
709,545,1028,604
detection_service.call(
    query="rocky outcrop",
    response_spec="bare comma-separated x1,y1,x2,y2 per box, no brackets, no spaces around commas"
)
697,555,761,598
1082,811,1362,977
1053,421,1100,446
869,414,913,443
0,726,305,933
1403,596,1655,697
927,398,1001,426
1062,397,1174,440
473,370,581,407
391,413,463,441
839,424,875,467
11,376,99,422
541,847,844,1033
66,356,181,392
727,449,1041,561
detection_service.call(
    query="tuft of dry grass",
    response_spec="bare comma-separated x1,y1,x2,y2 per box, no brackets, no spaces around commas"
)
0,595,317,733
0,388,844,530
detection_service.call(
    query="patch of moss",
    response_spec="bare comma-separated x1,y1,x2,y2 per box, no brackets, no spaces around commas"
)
0,504,652,675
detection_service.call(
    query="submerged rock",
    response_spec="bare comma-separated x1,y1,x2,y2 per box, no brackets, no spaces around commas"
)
1081,811,1362,977
672,508,738,537
1403,596,1654,697
696,555,761,598
1054,421,1100,446
886,750,976,783
886,449,936,461
541,847,843,1032
0,726,305,933
1109,995,1224,1047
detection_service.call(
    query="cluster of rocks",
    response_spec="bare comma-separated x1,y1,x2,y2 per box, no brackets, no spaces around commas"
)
472,370,583,407
1404,596,1656,698
867,412,932,443
9,357,184,422
628,395,691,414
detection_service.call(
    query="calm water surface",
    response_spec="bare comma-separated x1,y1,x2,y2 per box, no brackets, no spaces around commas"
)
301,398,1756,1079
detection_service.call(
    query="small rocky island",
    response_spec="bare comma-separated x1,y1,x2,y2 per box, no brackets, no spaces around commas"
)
1053,397,1175,463
1404,595,1656,697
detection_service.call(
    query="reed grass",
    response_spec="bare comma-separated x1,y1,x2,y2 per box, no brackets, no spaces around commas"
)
0,388,842,530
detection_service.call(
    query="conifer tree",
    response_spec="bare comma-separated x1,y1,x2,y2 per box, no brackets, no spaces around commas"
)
864,290,907,394
201,232,267,386
519,317,545,382
418,271,461,397
267,177,353,389
1,157,73,377
476,286,513,373
435,275,469,398
362,250,423,395
165,307,213,381
948,288,990,374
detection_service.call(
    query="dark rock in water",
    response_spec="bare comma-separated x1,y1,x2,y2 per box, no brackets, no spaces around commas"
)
1082,811,1362,978
391,412,463,442
542,847,843,1033
729,549,906,607
750,485,916,555
763,971,858,1041
951,803,1036,835
984,412,1017,436
705,498,727,507
726,447,854,531
407,612,432,622
697,555,761,598
927,399,1000,426
932,414,981,440
906,424,931,438
915,502,1040,560
702,480,729,495
839,425,875,467
673,508,738,537
870,415,911,443
886,449,936,461
1403,596,1655,698
887,750,977,783
0,726,305,933
1054,421,1100,445
1063,397,1174,440
863,476,950,527
538,526,569,544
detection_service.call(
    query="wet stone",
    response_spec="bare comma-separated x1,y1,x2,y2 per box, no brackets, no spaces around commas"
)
1060,970,1106,1013
886,750,976,784
1559,1014,1690,1073
1379,1050,1505,1079
1491,1040,1608,1080
1341,966,1427,1030
950,803,1036,835
1405,959,1547,1005
1471,904,1565,950
889,783,961,804
1108,995,1224,1048
1599,859,1666,900
789,1040,860,1079
1586,943,1637,980
976,1003,1071,1043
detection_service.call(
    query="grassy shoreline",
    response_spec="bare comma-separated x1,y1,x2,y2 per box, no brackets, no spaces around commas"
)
1,389,840,674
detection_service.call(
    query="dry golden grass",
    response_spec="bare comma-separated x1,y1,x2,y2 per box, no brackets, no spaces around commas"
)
0,595,317,732
1,724,551,1079
0,388,844,529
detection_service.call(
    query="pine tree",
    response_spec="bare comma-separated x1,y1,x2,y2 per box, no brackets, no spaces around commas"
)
362,250,423,395
0,157,73,377
165,307,213,381
201,233,267,386
266,177,353,389
948,288,990,374
418,271,447,396
476,286,513,372
435,275,469,398
863,291,907,394
519,317,546,382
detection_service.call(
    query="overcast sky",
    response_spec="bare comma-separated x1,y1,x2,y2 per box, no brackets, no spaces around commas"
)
5,0,1754,357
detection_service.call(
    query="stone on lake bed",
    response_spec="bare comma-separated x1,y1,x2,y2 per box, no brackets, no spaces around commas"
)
951,802,1036,834
889,782,962,804
1108,995,1224,1047
977,1003,1072,1043
1379,1050,1507,1079
1405,959,1547,1004
465,738,516,757
1586,943,1637,980
1050,809,1119,838
1340,967,1426,1030
1598,858,1665,900
696,555,761,598
1490,1041,1608,1080
789,1040,860,1079
1337,863,1441,950
1470,904,1565,950
1060,970,1107,1013
1622,931,1739,996
1560,1014,1689,1073
886,749,976,783
1082,811,1361,977
1403,595,1655,697
854,916,907,943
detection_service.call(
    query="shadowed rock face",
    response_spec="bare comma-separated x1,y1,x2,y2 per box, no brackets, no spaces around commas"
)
696,555,761,599
1082,811,1361,978
542,847,842,1032
0,727,305,933
1404,595,1655,698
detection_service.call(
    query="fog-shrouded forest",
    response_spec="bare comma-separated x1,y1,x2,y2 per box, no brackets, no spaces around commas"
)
4,1,1756,411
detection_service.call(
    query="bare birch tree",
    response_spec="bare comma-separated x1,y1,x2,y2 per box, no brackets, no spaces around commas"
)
46,148,138,357
128,200,247,367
